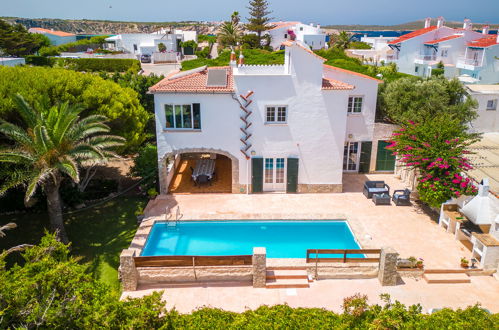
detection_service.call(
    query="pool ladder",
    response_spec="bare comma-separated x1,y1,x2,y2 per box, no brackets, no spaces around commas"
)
166,206,182,228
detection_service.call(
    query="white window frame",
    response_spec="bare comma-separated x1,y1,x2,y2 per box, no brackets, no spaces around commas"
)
164,103,200,130
347,96,364,114
486,99,497,111
265,105,288,124
343,141,361,172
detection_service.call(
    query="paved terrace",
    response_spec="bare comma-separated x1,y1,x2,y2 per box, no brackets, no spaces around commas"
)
125,173,499,313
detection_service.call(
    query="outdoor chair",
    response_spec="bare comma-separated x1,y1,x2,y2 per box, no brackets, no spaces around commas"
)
392,189,411,206
373,193,391,205
363,181,390,198
195,174,211,187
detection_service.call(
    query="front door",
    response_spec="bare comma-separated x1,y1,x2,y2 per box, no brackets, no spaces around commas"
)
343,142,360,172
263,158,286,192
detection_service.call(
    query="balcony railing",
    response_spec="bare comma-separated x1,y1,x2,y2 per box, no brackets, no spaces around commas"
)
386,54,398,61
457,56,483,67
415,54,437,62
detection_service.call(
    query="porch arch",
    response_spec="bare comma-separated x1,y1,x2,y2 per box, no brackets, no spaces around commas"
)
159,148,241,194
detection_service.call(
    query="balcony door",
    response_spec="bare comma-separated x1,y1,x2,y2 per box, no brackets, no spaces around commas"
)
263,158,286,192
343,142,360,172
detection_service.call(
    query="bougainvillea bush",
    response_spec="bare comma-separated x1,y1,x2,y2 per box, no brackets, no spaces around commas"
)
388,116,480,207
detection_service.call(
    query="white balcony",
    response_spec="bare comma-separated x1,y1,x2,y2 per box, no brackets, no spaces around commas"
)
414,54,437,64
386,54,399,62
457,56,483,70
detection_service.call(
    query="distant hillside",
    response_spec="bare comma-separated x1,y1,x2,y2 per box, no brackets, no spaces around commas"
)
324,19,499,31
1,17,216,34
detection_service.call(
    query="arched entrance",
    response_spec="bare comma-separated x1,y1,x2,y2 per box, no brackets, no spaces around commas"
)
159,148,240,194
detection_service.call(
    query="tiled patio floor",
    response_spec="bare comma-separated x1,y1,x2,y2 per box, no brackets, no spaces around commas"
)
129,173,499,313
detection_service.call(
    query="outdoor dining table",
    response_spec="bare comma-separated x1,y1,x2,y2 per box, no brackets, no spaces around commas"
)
192,159,215,181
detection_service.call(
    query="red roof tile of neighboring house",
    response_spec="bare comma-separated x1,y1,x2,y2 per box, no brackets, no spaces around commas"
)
29,27,75,37
323,64,383,83
424,35,462,44
388,26,438,45
268,21,300,31
149,66,234,93
467,35,498,48
322,78,355,90
282,41,327,61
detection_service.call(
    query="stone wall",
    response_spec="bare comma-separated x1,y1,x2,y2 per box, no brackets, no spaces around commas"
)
138,266,253,284
378,247,399,286
298,184,343,193
119,249,139,291
308,263,378,279
252,247,267,288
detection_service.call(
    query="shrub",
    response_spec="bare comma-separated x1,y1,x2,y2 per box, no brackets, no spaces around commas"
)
24,55,56,66
349,41,372,49
130,143,159,189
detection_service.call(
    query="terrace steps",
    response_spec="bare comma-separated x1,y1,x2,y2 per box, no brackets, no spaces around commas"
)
423,272,471,284
266,268,311,289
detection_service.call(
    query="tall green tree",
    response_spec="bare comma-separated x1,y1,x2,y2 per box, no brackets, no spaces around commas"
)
0,19,50,56
246,0,274,46
0,95,124,243
332,31,351,49
218,11,243,48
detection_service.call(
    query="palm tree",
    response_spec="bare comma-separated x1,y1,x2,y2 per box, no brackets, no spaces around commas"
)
218,12,242,48
334,31,351,49
0,94,124,243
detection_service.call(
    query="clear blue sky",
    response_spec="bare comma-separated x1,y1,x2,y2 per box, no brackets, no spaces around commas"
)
3,0,499,25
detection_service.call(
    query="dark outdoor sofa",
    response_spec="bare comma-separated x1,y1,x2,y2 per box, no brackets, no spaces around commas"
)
363,181,390,199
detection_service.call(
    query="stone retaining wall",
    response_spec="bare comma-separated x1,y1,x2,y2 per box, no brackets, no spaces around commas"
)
137,266,253,284
308,264,379,279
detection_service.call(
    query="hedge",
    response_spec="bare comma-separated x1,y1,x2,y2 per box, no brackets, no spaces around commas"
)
26,56,141,73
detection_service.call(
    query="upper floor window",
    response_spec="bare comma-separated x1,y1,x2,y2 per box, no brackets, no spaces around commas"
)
441,49,448,57
300,27,303,31
348,96,363,114
266,106,287,124
486,99,497,111
165,103,201,129
284,33,288,39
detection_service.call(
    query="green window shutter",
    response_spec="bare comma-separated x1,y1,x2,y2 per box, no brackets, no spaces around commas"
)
251,158,263,193
286,158,299,193
359,141,372,173
376,140,396,171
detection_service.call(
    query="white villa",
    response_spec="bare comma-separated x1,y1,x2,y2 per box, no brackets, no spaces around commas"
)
149,41,389,195
466,85,499,133
264,22,328,50
388,17,499,84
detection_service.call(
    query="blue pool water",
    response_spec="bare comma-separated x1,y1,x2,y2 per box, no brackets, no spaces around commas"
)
141,220,361,258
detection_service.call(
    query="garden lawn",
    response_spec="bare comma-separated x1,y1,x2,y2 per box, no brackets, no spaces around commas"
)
0,196,147,291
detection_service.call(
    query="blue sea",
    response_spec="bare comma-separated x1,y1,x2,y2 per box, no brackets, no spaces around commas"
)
350,30,498,41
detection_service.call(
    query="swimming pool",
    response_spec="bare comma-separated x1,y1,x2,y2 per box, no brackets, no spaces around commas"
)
141,220,361,258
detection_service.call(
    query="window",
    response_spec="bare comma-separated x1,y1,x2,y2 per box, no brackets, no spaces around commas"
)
284,33,288,39
415,66,419,73
441,49,448,57
343,142,360,171
275,158,285,184
347,96,363,114
486,99,497,111
300,27,303,31
264,158,274,183
266,106,287,123
133,44,138,51
164,103,201,129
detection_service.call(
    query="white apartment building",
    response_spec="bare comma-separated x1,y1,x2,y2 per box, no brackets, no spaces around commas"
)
265,22,328,50
467,85,499,133
388,17,498,83
149,41,390,195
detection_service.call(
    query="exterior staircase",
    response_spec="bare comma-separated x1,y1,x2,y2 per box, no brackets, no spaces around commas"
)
265,267,312,289
423,269,473,284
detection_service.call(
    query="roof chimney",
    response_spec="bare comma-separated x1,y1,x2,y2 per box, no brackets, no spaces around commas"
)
482,25,490,35
463,19,472,31
229,49,237,67
497,34,499,43
437,16,445,28
238,53,245,67
424,17,431,28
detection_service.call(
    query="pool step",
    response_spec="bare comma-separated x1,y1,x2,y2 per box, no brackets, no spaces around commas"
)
266,269,311,289
423,272,471,284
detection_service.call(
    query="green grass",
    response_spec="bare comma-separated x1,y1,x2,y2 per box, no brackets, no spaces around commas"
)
181,49,285,71
0,196,147,290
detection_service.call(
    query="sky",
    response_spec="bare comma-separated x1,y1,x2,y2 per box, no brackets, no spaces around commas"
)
3,0,499,25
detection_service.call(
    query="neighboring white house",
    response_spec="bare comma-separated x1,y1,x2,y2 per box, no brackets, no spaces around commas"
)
349,35,397,65
105,33,181,55
466,85,499,133
149,41,384,195
0,57,25,66
387,17,498,83
264,22,328,50
28,27,76,46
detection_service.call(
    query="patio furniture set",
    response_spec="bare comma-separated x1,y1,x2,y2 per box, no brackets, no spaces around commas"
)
363,180,411,206
191,159,216,187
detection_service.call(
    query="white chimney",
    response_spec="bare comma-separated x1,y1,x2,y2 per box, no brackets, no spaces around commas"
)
424,17,431,28
463,19,472,31
482,25,490,34
497,34,499,43
229,49,237,67
317,24,321,29
437,16,445,28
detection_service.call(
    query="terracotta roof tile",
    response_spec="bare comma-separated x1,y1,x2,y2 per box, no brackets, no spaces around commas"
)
149,66,234,93
425,35,462,44
322,78,354,90
29,27,75,37
323,64,383,83
388,26,438,45
268,22,300,31
467,35,498,48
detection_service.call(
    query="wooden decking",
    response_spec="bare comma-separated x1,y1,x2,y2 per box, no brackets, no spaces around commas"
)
169,156,232,194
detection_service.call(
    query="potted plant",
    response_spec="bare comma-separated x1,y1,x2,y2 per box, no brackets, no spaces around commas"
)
460,257,469,268
147,188,158,200
416,258,424,269
408,256,417,268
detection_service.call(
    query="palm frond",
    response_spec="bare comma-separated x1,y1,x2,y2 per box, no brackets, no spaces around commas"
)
33,125,54,151
69,143,105,160
13,94,38,127
24,168,52,203
87,135,126,149
0,223,17,237
0,167,32,196
0,149,35,163
0,120,33,146
57,156,80,183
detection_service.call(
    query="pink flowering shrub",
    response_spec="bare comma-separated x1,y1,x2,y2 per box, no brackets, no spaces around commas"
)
388,118,479,207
